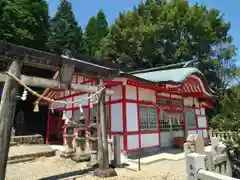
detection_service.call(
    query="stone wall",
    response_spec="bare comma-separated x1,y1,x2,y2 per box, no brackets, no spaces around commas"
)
11,134,44,145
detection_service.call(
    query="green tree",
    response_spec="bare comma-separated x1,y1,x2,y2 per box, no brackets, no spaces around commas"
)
48,0,85,56
85,9,108,56
99,0,236,91
236,67,240,77
85,16,97,55
212,85,240,178
212,85,240,133
0,0,49,50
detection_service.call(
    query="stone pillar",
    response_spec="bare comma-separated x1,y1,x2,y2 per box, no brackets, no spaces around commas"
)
184,134,205,175
186,153,205,180
71,116,90,162
185,134,204,154
71,135,90,162
10,127,17,146
60,121,75,158
112,135,121,167
87,123,98,167
87,137,98,167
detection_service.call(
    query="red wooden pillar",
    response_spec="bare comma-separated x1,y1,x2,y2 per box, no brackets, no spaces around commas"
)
136,87,141,150
109,95,112,138
193,98,199,132
155,92,161,147
122,85,127,151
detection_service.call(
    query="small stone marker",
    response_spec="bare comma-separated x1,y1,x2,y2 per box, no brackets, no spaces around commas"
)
186,134,204,154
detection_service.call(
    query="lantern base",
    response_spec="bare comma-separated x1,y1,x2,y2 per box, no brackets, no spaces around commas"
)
92,168,117,177
60,135,75,158
71,153,90,162
86,150,98,167
60,151,75,158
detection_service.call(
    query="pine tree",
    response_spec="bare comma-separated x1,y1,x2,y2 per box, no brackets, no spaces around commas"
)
0,0,49,50
85,16,97,56
85,9,108,56
47,0,85,56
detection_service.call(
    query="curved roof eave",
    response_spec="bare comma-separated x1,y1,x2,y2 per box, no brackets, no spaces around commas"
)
121,67,216,97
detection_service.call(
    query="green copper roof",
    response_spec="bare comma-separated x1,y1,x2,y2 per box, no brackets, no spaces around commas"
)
132,67,203,83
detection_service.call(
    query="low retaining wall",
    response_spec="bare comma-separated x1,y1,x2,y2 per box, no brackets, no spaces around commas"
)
11,134,44,145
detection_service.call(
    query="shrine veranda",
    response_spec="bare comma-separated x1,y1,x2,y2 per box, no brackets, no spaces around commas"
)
39,67,215,153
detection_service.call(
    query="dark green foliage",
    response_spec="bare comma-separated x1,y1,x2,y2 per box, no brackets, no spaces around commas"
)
236,68,240,77
0,0,49,50
212,85,240,178
85,9,108,56
47,0,86,56
99,0,236,92
212,85,240,133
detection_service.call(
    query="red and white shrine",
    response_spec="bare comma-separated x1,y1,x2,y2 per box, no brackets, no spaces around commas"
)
38,67,215,153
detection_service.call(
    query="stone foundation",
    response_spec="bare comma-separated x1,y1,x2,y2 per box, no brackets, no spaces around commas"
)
11,134,44,145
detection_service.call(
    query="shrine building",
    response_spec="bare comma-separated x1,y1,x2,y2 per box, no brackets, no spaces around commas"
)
37,65,216,153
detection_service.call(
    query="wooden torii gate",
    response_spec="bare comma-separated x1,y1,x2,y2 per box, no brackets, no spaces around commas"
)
0,41,119,179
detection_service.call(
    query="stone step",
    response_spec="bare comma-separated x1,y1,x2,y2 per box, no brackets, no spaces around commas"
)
10,141,17,147
8,157,35,164
8,145,57,162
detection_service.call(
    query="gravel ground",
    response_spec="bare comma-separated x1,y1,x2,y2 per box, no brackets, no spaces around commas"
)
6,156,187,180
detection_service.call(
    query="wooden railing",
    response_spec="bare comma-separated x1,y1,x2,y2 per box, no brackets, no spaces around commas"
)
184,134,238,180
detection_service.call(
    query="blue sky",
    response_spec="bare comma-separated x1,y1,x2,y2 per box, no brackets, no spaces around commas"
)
48,0,240,67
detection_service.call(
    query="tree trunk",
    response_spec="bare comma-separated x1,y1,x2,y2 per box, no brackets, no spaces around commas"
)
93,79,116,177
0,61,21,179
97,79,109,169
99,79,109,169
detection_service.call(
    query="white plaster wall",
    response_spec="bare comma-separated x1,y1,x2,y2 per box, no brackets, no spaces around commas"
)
65,97,72,109
127,135,139,150
126,85,137,100
111,103,123,132
160,132,173,148
141,133,159,148
195,108,201,115
74,93,88,106
126,103,138,132
158,92,170,98
105,95,110,102
120,135,124,150
111,86,122,101
173,131,184,137
138,88,156,102
183,97,193,106
200,108,206,115
171,94,182,99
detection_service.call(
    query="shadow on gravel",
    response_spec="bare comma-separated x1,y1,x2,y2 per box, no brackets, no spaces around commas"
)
38,163,120,180
38,167,96,180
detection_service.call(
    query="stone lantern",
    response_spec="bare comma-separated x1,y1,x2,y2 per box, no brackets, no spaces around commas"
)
71,115,90,162
87,119,98,167
60,118,75,158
